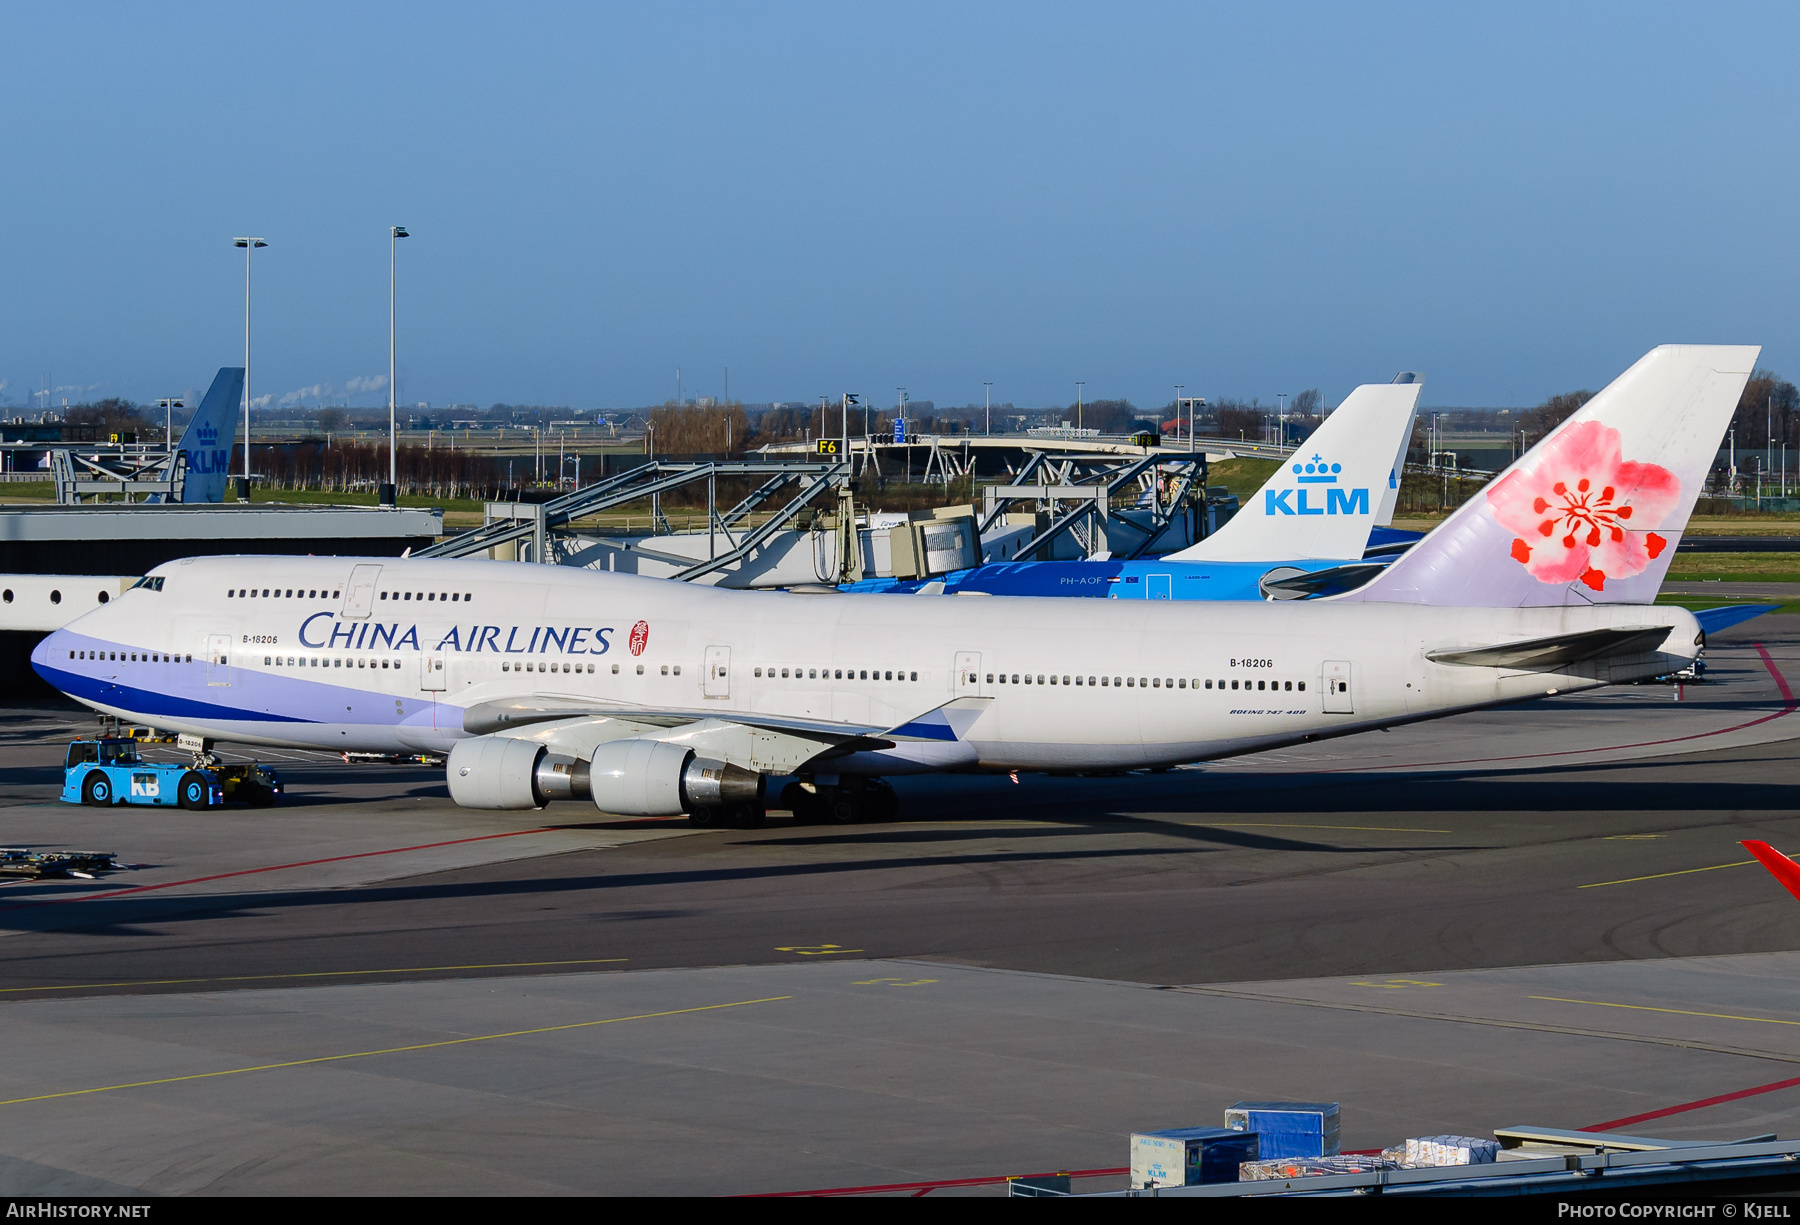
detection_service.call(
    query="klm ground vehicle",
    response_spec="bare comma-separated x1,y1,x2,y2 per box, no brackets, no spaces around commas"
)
60,739,282,810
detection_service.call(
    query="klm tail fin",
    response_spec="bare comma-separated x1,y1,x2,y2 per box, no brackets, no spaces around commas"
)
1167,377,1422,562
177,367,243,503
1346,345,1757,606
1373,372,1422,527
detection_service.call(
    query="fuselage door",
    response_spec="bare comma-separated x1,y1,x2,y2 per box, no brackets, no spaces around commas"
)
954,650,985,696
1322,660,1353,713
342,564,382,620
704,646,731,698
206,633,232,687
1147,573,1172,600
422,652,447,692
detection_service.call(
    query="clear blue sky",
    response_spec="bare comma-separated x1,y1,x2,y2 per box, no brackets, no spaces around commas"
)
3,1,1795,413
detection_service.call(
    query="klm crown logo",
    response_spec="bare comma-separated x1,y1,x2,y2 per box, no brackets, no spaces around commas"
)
1294,454,1340,484
195,422,218,446
1266,452,1369,517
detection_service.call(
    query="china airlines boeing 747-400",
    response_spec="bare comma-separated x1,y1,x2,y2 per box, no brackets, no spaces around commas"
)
33,345,1755,826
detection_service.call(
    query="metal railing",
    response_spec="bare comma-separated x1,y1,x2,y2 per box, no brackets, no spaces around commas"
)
417,458,848,567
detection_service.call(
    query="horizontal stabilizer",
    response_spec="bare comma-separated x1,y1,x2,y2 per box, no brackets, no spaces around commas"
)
1259,562,1390,600
1426,625,1675,670
1694,604,1781,636
1742,840,1800,903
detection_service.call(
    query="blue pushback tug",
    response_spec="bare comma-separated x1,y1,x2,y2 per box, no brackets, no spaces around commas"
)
60,738,282,810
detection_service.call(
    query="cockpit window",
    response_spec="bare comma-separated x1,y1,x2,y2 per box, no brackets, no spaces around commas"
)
65,743,98,768
130,576,165,592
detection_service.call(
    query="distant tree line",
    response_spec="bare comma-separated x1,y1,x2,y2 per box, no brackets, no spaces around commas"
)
246,440,507,499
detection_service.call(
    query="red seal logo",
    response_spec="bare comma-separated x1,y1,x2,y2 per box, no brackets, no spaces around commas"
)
628,620,649,656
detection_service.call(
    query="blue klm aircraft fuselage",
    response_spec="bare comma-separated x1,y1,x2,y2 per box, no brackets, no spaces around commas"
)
843,378,1427,602
844,524,1423,601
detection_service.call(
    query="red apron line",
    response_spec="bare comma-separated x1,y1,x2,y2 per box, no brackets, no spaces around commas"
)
1581,1074,1800,1134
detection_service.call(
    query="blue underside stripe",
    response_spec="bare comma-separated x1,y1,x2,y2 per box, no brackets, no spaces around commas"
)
888,720,958,741
35,663,315,724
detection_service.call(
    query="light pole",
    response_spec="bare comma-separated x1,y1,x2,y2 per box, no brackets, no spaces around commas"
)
1174,385,1184,445
387,226,409,497
896,387,905,442
1277,393,1288,448
154,398,183,450
232,237,267,492
1076,381,1085,432
984,382,992,436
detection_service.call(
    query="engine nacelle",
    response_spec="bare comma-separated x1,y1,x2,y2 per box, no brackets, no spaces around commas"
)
589,738,764,816
447,736,546,809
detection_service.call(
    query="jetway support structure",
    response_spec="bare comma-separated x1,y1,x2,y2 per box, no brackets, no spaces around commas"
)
978,452,1212,561
418,459,850,580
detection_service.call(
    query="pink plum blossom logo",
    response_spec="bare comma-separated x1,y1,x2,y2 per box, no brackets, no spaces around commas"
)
1485,419,1680,592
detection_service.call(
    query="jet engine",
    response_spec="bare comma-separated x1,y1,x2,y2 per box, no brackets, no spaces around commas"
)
445,735,761,817
446,736,589,809
588,738,763,817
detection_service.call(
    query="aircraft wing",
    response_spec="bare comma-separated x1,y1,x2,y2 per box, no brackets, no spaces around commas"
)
1742,840,1800,903
1425,626,1676,670
462,694,993,747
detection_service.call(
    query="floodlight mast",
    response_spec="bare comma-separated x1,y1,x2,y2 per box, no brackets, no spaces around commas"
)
154,398,184,450
389,225,410,491
232,238,267,488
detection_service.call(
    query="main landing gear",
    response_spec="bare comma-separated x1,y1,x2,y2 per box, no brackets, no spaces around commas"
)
780,778,899,825
687,803,766,830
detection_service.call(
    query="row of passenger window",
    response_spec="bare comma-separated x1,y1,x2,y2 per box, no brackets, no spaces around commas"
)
378,590,470,603
230,587,342,599
754,667,920,681
69,650,191,663
268,655,402,670
225,586,476,604
988,673,1305,692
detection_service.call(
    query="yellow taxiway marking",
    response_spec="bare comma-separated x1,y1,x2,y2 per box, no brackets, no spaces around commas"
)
776,945,862,956
0,995,791,1107
1531,996,1800,1028
0,958,630,995
1579,860,1755,888
1353,979,1443,989
1194,823,1454,834
1604,835,1665,841
853,978,939,987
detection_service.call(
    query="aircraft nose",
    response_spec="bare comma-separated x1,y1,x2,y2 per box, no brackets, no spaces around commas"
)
31,628,68,679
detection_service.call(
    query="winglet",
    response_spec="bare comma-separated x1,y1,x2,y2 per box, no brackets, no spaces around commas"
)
883,696,994,742
1741,840,1800,903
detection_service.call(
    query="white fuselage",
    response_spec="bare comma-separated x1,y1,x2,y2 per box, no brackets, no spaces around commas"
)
33,555,1698,774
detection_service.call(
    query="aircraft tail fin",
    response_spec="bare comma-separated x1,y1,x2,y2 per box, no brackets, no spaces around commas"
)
1345,345,1757,606
177,367,243,503
1374,372,1422,526
1168,376,1422,562
1742,840,1800,903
